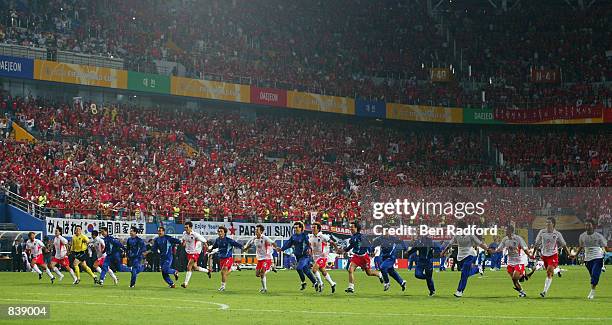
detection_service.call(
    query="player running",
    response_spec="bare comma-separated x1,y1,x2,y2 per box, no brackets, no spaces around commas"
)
243,224,278,293
338,222,383,293
70,225,97,285
150,226,182,288
441,221,490,298
533,217,569,297
210,226,243,291
126,226,146,288
25,232,54,282
277,221,319,291
49,227,77,282
91,230,118,285
493,225,530,297
308,222,338,293
372,233,407,292
98,227,126,286
575,218,608,299
181,221,211,288
405,235,436,296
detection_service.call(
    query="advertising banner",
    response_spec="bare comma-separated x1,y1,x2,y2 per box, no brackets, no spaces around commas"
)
287,91,355,115
170,76,250,103
603,108,612,123
530,68,560,83
127,71,170,94
463,108,505,124
46,217,146,237
193,221,293,239
0,55,34,79
355,99,386,118
33,60,127,89
250,86,287,107
494,105,603,124
431,68,452,82
386,103,463,123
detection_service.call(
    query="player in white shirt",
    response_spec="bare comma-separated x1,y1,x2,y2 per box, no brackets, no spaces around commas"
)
533,217,569,297
90,230,118,284
493,225,530,297
308,222,338,293
574,219,608,299
25,232,54,282
243,224,278,293
181,221,211,288
441,221,490,298
49,227,77,282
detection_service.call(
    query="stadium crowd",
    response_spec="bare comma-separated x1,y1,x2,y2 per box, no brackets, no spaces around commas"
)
1,94,610,228
0,0,610,108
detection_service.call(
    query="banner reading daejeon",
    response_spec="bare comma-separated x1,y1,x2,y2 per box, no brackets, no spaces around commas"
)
386,103,463,123
33,60,127,89
127,71,170,94
0,55,34,79
170,76,250,103
463,108,505,124
193,221,293,239
45,217,146,237
287,91,355,115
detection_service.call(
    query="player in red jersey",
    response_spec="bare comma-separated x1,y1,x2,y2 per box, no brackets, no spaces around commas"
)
25,232,54,282
49,227,78,283
493,225,531,297
308,222,338,293
243,224,278,293
533,217,569,297
181,221,211,288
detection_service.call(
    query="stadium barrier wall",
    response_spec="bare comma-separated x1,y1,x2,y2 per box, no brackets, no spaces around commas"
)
8,205,45,231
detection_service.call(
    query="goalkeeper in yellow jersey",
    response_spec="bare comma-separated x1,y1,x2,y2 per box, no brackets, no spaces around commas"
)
71,225,97,285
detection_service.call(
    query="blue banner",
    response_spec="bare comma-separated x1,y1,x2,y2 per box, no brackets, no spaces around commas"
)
355,99,385,118
0,55,34,79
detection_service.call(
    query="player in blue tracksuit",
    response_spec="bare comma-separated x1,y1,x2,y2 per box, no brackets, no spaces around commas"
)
406,235,436,296
437,241,447,271
210,226,243,291
489,239,502,270
98,227,125,286
151,226,182,288
371,234,407,292
278,221,319,291
126,226,146,288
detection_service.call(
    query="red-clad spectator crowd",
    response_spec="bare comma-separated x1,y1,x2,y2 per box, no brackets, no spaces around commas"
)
1,94,610,228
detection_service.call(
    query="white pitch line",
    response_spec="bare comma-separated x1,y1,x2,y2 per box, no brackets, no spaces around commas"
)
223,307,612,321
0,298,228,311
19,292,230,310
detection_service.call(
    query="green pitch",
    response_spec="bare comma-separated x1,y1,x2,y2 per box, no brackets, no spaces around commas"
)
0,266,610,324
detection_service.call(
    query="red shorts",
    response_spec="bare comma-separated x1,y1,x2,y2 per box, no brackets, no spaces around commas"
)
187,253,200,262
52,257,71,269
220,257,234,270
507,264,525,275
350,254,371,270
542,254,559,269
31,254,44,265
256,259,272,272
315,257,328,269
96,257,105,266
